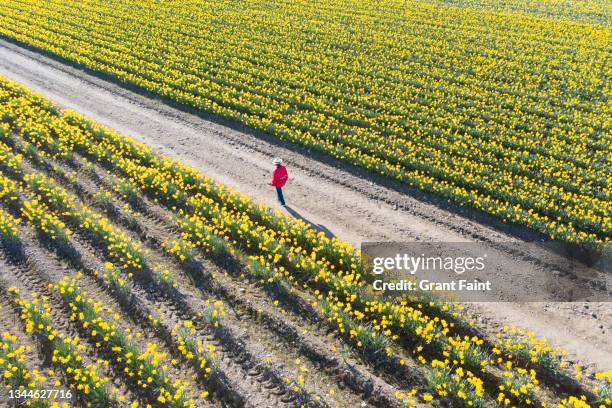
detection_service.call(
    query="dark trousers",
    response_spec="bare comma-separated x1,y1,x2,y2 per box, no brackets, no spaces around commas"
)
275,187,285,205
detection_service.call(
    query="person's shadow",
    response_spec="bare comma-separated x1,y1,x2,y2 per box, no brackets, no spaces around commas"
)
284,206,335,239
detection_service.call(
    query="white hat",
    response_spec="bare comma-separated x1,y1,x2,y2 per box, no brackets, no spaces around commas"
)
272,157,283,165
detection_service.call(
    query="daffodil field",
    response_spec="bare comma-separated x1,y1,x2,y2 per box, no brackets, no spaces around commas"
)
0,0,609,248
0,73,610,408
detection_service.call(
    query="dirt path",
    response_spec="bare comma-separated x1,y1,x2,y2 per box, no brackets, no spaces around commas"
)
0,38,609,371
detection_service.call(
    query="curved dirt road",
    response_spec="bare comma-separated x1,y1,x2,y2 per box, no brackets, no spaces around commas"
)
0,39,609,369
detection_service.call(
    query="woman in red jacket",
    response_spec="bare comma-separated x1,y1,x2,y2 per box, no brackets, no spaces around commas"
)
271,158,288,206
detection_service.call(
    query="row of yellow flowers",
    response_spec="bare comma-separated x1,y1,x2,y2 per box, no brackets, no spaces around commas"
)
0,207,20,247
0,169,72,249
0,330,57,408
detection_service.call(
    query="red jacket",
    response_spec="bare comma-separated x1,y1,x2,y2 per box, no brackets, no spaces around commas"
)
271,165,288,188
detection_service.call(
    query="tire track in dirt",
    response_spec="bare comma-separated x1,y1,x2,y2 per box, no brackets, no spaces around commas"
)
0,38,608,371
